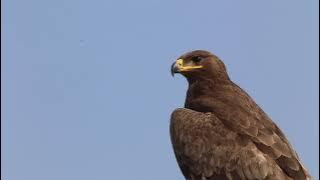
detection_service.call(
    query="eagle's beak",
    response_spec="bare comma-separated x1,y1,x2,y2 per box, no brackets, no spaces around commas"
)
171,59,183,76
171,59,203,77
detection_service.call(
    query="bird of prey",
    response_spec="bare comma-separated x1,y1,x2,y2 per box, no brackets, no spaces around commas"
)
170,50,311,180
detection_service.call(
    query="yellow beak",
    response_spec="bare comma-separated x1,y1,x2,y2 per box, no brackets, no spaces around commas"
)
171,59,203,76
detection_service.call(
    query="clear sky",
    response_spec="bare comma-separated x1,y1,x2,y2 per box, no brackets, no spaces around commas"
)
2,0,319,180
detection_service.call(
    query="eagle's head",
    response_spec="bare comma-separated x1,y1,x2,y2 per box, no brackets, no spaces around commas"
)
171,50,230,83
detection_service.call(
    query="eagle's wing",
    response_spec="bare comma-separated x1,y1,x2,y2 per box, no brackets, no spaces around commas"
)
218,85,311,180
170,108,310,180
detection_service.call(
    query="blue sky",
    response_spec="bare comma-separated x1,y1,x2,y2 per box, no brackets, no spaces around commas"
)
2,0,319,180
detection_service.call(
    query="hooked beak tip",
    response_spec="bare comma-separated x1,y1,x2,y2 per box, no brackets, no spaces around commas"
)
171,62,179,77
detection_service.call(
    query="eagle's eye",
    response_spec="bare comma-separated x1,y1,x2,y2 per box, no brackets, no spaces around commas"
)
191,56,202,63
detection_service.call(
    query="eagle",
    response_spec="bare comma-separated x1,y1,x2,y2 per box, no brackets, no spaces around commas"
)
170,50,311,180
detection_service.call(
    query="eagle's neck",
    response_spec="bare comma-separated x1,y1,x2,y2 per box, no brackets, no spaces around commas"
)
184,78,231,112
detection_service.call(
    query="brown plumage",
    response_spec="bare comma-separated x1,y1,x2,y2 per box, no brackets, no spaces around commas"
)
170,50,311,180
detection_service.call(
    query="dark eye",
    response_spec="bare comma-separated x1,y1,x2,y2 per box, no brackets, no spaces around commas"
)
191,56,202,62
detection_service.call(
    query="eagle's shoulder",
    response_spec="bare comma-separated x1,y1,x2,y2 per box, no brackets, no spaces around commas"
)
170,108,288,180
170,108,226,141
169,108,310,180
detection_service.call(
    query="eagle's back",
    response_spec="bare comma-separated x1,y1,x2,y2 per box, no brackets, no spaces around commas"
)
170,108,310,180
